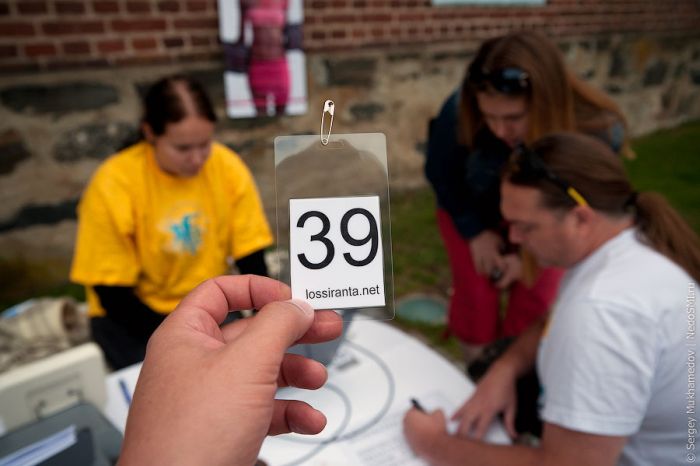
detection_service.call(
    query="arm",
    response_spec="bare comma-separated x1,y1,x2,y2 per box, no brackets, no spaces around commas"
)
452,318,545,439
119,275,343,465
236,249,268,276
93,286,165,339
405,414,626,466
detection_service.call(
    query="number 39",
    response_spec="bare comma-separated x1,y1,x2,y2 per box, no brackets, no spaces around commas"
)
296,208,379,270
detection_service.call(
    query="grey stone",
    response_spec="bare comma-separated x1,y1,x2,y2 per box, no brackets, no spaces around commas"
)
660,36,686,51
675,63,687,79
691,68,700,85
431,50,472,62
219,115,278,130
0,83,119,116
135,68,226,108
53,122,138,163
661,87,675,112
678,93,697,115
415,141,426,156
0,129,31,175
596,38,611,51
643,61,669,87
188,68,226,105
580,69,595,80
0,199,78,233
608,47,628,78
605,84,624,95
225,139,257,156
387,52,422,62
324,58,377,87
349,102,385,121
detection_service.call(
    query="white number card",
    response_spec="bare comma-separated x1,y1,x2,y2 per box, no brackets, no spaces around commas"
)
289,195,386,309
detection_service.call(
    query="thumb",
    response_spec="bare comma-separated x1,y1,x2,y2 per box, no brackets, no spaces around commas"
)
504,403,518,439
231,299,315,365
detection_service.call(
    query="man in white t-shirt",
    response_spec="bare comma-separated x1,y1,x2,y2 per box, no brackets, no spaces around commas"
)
404,133,699,465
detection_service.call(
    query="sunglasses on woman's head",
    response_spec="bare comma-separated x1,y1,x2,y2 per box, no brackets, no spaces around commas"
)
468,66,530,95
512,144,589,207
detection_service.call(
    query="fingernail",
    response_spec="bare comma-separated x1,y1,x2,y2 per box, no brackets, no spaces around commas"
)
286,299,314,317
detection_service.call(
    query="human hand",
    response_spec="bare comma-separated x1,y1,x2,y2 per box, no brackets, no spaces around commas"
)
118,275,343,466
469,230,504,276
451,361,519,440
494,253,522,289
403,408,448,458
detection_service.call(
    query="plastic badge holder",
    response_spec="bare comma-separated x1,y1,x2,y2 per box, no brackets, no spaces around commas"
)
274,133,394,321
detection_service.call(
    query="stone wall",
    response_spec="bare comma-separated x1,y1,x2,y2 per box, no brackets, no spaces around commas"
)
1,32,699,300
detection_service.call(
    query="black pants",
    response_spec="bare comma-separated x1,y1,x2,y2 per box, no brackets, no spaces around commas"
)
467,337,543,437
90,317,152,370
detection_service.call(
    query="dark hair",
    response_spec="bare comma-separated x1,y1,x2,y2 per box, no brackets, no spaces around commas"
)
504,132,700,283
142,75,217,136
459,31,631,157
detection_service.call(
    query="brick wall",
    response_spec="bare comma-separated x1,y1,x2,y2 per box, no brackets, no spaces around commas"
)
1,0,699,72
0,0,221,72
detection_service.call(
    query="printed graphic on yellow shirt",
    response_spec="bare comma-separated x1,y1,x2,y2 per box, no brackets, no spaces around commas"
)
165,212,204,254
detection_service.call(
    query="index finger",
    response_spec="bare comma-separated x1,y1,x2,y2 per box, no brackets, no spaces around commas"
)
176,275,291,324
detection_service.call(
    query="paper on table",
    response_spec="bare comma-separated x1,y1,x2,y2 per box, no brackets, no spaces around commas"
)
0,425,76,466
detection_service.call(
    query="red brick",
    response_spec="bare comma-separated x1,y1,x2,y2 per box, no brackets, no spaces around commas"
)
63,41,91,54
17,1,48,14
361,13,392,22
0,62,41,73
97,39,125,53
132,37,158,50
190,35,210,46
173,18,218,29
331,29,347,39
163,36,184,48
115,55,172,66
185,1,207,12
24,42,57,57
126,1,151,13
93,1,120,13
158,1,181,12
45,58,110,70
0,44,17,57
0,3,9,15
111,18,167,32
56,1,86,14
310,30,326,40
42,21,104,35
0,22,36,36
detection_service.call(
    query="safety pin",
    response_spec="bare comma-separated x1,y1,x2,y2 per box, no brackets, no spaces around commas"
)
320,99,334,145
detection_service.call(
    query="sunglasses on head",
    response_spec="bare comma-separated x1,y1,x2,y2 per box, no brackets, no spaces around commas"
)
513,144,589,207
468,66,530,95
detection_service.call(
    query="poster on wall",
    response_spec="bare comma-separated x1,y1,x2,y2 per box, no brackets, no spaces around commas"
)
218,0,307,118
432,0,544,4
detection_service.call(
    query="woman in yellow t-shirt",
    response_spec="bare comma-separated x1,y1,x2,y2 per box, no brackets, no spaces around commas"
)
71,75,273,369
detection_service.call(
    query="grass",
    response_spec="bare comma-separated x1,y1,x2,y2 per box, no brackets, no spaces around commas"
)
389,119,700,359
625,120,700,232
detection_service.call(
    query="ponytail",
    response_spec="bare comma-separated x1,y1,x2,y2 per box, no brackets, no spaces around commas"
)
634,192,700,284
505,133,700,284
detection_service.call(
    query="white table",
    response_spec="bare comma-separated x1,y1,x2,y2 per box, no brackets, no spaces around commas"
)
104,319,510,465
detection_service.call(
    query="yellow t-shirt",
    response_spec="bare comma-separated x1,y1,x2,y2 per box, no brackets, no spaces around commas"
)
70,141,273,317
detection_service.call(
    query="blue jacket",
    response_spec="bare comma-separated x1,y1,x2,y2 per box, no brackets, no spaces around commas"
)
425,90,625,240
425,91,511,239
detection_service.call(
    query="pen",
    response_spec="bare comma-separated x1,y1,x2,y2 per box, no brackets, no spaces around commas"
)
411,397,426,412
119,378,132,406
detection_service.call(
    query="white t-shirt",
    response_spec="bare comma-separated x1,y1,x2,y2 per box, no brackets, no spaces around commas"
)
538,228,698,466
